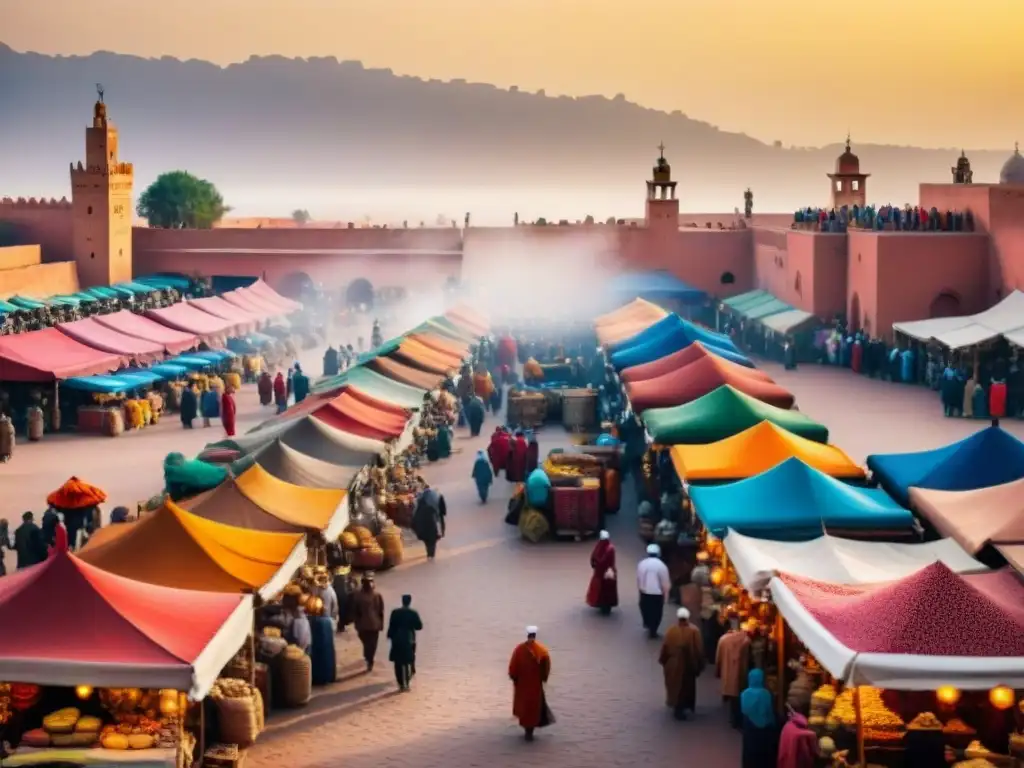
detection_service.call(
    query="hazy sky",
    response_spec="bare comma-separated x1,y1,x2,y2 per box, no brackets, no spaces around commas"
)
3,0,1023,149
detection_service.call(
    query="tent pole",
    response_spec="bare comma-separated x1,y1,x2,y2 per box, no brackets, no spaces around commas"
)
775,613,786,716
854,685,866,768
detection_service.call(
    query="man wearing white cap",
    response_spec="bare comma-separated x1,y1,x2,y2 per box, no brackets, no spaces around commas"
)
637,542,671,638
659,607,704,720
585,530,618,615
508,626,554,741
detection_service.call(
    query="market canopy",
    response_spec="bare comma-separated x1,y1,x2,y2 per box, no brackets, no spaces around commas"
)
190,295,261,335
146,303,234,345
671,424,865,483
78,499,306,598
688,457,905,538
893,290,1024,349
721,289,771,311
444,302,490,336
371,356,445,390
221,287,287,319
313,365,427,408
594,299,668,346
608,271,706,303
57,316,166,364
247,279,303,313
610,312,744,361
627,353,795,413
407,331,471,360
206,414,384,465
0,327,125,381
867,426,1024,505
770,563,1024,689
621,341,759,385
0,548,252,698
761,308,818,336
909,478,1024,557
417,316,478,344
642,385,829,445
724,529,982,593
310,393,407,442
393,336,462,374
93,310,199,355
241,439,367,489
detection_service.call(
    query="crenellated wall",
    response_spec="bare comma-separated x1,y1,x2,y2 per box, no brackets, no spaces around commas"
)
0,197,75,262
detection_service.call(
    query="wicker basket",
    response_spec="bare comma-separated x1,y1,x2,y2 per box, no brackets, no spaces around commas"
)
378,529,404,568
214,696,259,748
279,651,312,708
103,408,125,437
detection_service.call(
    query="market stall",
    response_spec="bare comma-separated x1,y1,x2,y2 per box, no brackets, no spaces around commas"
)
669,423,865,482
238,439,370,490
144,304,233,349
867,425,1024,505
620,341,759,385
0,327,126,382
390,337,462,375
56,318,166,366
92,311,199,356
444,303,490,338
312,365,428,410
641,384,830,445
609,314,751,370
204,414,386,463
188,296,261,338
406,331,471,360
369,356,446,390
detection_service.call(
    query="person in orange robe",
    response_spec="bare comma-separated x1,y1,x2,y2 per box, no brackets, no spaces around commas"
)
586,530,618,615
508,626,554,741
221,386,238,437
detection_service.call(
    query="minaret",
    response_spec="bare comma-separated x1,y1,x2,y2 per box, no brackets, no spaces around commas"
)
70,84,134,288
826,135,868,209
644,142,679,229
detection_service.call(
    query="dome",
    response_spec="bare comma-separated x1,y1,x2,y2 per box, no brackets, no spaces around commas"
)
1000,143,1024,185
835,137,860,174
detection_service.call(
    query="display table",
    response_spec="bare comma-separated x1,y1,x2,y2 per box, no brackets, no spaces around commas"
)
4,746,177,768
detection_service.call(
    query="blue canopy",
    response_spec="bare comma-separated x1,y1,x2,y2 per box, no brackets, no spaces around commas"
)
85,287,119,300
609,271,706,303
191,349,236,362
62,374,143,394
0,298,19,314
689,458,914,540
137,273,193,292
167,355,217,370
866,426,1024,505
609,314,751,369
148,363,190,380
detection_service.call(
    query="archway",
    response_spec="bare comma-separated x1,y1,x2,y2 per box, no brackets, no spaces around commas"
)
719,271,736,285
277,271,316,300
929,291,962,318
849,293,861,331
346,278,375,309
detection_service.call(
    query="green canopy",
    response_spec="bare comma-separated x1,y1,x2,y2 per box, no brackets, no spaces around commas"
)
0,298,19,313
722,290,770,310
163,451,229,501
642,385,830,445
743,297,792,320
356,336,402,365
761,309,817,335
313,364,426,409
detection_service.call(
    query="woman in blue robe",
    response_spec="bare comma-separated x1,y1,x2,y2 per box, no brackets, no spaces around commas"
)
200,386,219,427
472,450,494,502
973,381,989,419
740,669,777,768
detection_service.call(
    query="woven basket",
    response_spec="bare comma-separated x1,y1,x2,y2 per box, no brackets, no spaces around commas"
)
103,408,125,437
279,652,312,708
214,696,259,748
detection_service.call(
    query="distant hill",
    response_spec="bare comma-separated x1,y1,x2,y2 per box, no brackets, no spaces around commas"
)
0,42,1015,222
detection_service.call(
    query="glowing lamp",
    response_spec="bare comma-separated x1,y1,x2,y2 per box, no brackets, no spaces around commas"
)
710,566,725,586
158,690,179,716
75,685,94,700
696,551,710,563
990,686,1015,710
936,686,961,706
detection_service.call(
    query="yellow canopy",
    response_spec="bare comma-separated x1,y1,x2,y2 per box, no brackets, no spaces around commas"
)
77,499,306,598
235,463,349,538
670,421,865,482
594,299,668,346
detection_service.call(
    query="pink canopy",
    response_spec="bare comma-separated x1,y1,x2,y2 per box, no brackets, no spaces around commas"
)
222,288,286,320
0,549,252,697
146,303,234,346
0,327,125,381
93,310,199,355
248,279,302,312
190,296,260,336
57,317,165,364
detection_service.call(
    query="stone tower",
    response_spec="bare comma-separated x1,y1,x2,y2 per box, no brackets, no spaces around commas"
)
70,88,134,288
645,143,679,229
827,135,868,209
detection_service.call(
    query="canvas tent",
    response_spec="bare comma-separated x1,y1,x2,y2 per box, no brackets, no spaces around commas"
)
393,337,462,374
146,303,233,346
621,341,763,384
94,310,199,355
671,423,864,482
594,299,668,346
867,426,1024,505
723,529,984,593
627,354,795,413
608,271,706,303
190,296,261,336
687,458,907,538
205,413,385,462
0,327,125,381
78,499,306,599
610,313,745,365
242,439,367,489
761,308,818,336
642,385,829,445
57,317,166,364
247,279,303,313
407,331,470,359
444,303,490,336
370,356,445,390
312,365,427,409
0,549,252,698
893,290,1024,349
770,563,1024,689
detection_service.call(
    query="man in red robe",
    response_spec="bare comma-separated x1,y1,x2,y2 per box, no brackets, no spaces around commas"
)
508,626,554,741
525,431,540,474
586,530,618,615
488,427,511,477
221,386,238,437
506,430,528,483
273,372,288,413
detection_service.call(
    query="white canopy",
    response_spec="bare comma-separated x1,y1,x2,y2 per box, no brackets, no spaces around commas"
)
770,573,1024,689
893,290,1024,349
724,529,985,593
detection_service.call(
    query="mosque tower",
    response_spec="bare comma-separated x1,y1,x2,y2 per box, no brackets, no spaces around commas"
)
645,143,679,229
70,85,134,288
827,135,868,209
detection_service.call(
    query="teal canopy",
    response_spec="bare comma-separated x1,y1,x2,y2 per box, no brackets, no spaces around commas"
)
356,337,403,365
9,296,46,310
62,374,142,394
137,274,192,291
313,364,426,409
0,298,19,313
191,349,236,362
167,355,216,370
163,452,229,501
85,287,120,300
118,369,164,387
148,363,190,379
689,458,913,540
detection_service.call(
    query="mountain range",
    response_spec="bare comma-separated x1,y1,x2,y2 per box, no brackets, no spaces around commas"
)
0,42,1015,223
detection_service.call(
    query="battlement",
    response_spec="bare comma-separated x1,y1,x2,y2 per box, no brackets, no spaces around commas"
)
0,196,72,209
69,161,135,176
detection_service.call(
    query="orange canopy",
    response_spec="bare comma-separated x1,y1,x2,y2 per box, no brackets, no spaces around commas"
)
444,303,489,335
327,390,409,437
407,332,469,359
47,476,108,510
909,479,1024,555
371,357,442,390
77,499,306,597
594,299,668,346
234,464,349,538
670,421,865,482
622,342,772,384
394,337,460,374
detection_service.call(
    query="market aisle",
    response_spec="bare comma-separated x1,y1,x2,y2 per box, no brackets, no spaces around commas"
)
246,417,741,768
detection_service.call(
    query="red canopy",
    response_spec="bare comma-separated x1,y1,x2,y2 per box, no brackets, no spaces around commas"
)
778,563,1024,657
0,549,252,696
627,354,794,412
189,296,260,336
57,317,166,365
146,303,233,345
93,310,199,355
0,327,125,382
621,341,772,384
248,279,302,312
312,400,400,442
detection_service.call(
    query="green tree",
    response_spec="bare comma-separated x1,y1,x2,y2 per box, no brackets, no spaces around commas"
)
137,171,229,229
292,209,311,226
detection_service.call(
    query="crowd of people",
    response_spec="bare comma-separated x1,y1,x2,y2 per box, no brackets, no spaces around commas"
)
793,203,975,233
